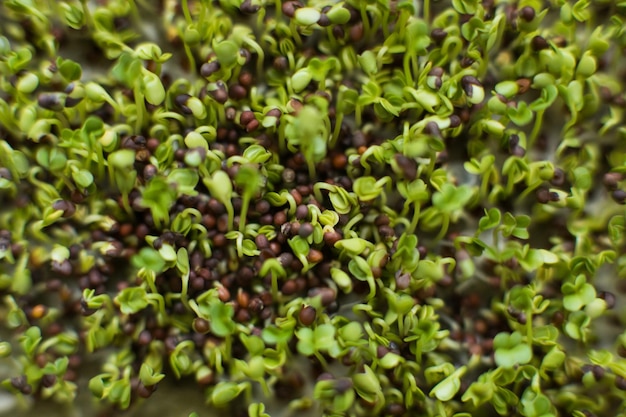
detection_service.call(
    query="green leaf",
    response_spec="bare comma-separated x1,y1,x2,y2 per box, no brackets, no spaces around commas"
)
248,402,271,417
433,183,474,213
72,169,94,188
478,208,501,230
296,327,315,356
142,72,165,105
214,40,239,67
348,256,372,281
57,58,82,81
352,365,381,403
115,287,148,314
314,324,336,350
507,101,533,126
509,285,534,311
494,331,532,368
562,275,596,311
358,50,378,75
338,322,363,343
379,352,402,369
159,244,177,263
209,301,236,337
294,7,321,26
139,363,165,386
210,382,247,407
330,267,353,292
19,326,42,358
541,347,565,371
132,247,166,273
291,68,313,93
261,323,294,346
326,5,350,24
36,146,67,171
108,149,135,169
430,367,466,401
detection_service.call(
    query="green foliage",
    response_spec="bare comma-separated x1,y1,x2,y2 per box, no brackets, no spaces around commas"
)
494,332,533,368
0,0,624,415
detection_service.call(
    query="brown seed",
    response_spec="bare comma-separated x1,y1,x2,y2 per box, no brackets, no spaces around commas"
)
212,233,226,247
290,189,303,205
516,78,532,94
387,403,406,416
299,222,314,238
531,36,549,51
394,154,417,180
536,188,551,204
474,319,488,335
519,6,535,21
62,370,77,383
41,374,57,388
193,317,210,334
317,13,331,27
395,272,410,290
552,310,565,326
511,145,526,157
376,345,390,358
371,266,382,279
603,172,623,190
349,22,364,42
217,286,230,302
137,382,154,398
266,108,282,118
229,84,247,100
273,56,288,71
255,234,269,249
469,343,483,356
550,168,566,186
235,308,251,322
240,110,255,126
282,1,301,18
612,189,626,204
482,338,494,352
246,119,259,132
299,305,316,325
430,28,448,44
331,153,348,170
307,249,323,263
200,61,220,78
598,291,616,309
281,279,298,295
323,229,341,246
308,287,335,306
52,260,73,276
239,71,253,87
332,25,345,40
209,85,228,104
30,304,47,319
460,56,474,68
137,330,152,346
52,200,76,217
119,223,134,237
591,365,605,380
295,204,309,220
237,290,250,309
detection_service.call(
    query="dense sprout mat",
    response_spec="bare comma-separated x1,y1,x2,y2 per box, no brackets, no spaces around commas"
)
1,0,626,416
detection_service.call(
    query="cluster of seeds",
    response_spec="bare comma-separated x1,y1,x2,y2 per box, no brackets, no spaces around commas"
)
1,0,626,416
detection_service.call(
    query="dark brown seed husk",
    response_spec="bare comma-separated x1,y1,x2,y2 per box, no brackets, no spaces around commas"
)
299,305,316,325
